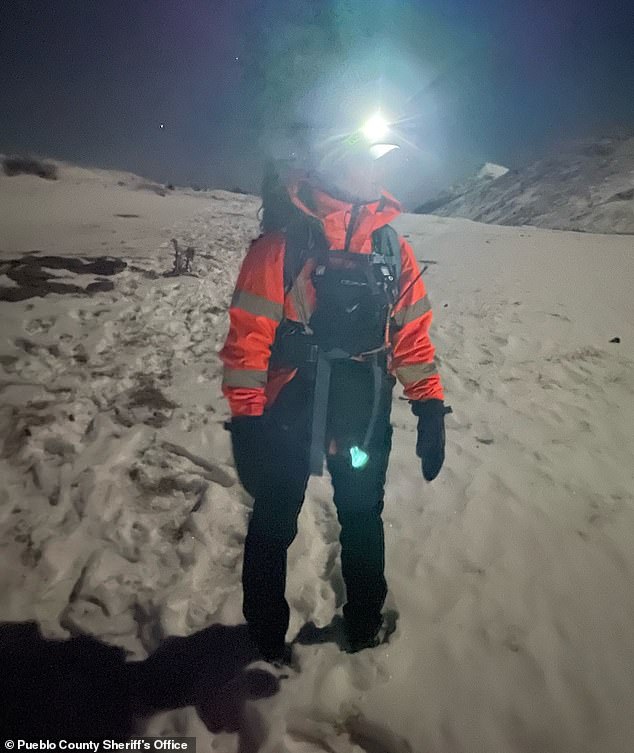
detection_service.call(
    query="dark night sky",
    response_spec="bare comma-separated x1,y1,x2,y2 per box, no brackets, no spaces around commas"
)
1,0,633,205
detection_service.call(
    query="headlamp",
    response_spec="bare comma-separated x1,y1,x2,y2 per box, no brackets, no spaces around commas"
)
341,111,399,160
362,111,389,142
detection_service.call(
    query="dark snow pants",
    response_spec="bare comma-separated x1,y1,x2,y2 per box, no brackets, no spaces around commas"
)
242,361,394,650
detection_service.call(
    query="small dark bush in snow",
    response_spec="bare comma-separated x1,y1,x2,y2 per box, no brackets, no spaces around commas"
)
3,155,58,180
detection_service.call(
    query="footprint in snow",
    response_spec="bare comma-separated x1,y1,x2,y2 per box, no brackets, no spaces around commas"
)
285,709,414,753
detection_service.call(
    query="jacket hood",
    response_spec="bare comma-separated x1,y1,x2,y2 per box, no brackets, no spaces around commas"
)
285,173,402,253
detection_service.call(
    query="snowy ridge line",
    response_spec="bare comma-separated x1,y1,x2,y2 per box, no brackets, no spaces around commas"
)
415,133,634,234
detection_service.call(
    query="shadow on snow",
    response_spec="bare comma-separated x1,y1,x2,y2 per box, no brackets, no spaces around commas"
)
0,620,280,741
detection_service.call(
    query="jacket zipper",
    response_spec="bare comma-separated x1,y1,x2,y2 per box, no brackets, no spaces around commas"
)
343,204,361,253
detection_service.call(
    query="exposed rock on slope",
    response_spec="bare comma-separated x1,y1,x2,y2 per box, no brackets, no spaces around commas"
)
415,162,510,215
415,134,634,234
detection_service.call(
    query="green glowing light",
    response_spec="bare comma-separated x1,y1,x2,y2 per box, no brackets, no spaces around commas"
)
350,446,369,469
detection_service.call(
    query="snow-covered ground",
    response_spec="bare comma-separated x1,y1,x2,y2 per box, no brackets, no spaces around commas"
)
415,134,634,235
0,159,224,257
1,168,634,752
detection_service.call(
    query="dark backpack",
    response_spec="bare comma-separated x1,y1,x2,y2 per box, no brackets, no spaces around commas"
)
274,221,402,363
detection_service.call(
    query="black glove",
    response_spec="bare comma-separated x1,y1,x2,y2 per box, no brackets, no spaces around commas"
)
411,399,448,481
229,415,269,497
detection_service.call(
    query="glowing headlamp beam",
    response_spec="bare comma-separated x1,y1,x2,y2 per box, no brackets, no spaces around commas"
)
362,112,389,142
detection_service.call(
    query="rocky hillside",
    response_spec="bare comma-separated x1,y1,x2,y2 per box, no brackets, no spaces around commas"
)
415,134,634,234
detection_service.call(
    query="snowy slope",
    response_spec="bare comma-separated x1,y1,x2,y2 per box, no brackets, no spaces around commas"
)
476,162,510,180
1,170,634,752
0,158,228,257
414,162,510,216
415,134,634,234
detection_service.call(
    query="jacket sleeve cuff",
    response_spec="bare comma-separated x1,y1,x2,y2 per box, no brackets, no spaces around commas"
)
225,387,267,417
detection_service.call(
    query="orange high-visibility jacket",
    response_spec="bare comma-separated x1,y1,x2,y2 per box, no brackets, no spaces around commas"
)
220,176,444,417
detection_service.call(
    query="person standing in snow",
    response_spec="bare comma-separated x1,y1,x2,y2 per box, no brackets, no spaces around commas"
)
220,118,448,662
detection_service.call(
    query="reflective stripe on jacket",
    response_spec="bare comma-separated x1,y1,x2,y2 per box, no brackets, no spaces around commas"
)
220,177,444,416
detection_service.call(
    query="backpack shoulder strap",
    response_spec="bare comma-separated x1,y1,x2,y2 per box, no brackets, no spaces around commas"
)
372,224,401,281
285,222,401,293
283,219,326,294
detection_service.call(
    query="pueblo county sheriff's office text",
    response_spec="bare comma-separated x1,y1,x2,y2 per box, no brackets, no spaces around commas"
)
13,742,189,751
